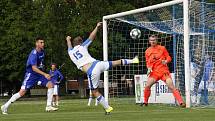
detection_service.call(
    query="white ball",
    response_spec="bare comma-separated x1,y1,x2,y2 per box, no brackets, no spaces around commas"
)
130,28,141,40
37,81,42,85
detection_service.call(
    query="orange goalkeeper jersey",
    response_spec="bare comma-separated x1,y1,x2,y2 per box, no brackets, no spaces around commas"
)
145,45,171,72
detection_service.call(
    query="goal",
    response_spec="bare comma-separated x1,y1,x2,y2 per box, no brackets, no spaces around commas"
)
102,0,215,108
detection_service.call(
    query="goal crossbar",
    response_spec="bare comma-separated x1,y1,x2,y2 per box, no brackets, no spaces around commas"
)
103,0,183,20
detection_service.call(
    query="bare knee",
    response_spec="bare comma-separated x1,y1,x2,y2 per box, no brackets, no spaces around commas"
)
145,77,156,88
92,89,101,97
111,60,121,67
165,78,176,91
169,86,176,91
18,89,26,97
168,84,176,91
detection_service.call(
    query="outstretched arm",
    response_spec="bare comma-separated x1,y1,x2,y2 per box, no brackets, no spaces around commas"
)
32,65,51,80
88,22,102,41
66,36,72,49
29,54,51,80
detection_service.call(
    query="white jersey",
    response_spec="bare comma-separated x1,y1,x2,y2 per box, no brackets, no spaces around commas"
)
191,62,198,79
68,39,96,69
190,62,199,91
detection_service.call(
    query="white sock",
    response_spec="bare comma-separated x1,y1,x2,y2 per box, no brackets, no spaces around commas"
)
52,102,55,106
95,98,98,106
121,59,133,65
97,95,109,109
88,97,92,106
47,88,54,106
88,90,93,106
4,93,21,109
191,95,197,103
197,93,201,104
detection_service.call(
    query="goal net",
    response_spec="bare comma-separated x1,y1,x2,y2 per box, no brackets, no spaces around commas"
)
103,0,215,107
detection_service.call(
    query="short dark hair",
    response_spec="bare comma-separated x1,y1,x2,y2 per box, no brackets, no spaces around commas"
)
149,35,158,41
72,36,83,46
51,63,57,66
149,35,157,38
36,37,44,42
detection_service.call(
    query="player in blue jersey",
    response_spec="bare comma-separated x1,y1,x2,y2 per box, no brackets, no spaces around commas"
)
197,54,213,105
190,61,200,104
49,63,64,106
66,22,139,114
1,37,58,114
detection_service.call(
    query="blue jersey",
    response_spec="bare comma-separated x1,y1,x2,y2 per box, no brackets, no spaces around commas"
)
202,59,213,81
26,49,45,75
49,69,64,84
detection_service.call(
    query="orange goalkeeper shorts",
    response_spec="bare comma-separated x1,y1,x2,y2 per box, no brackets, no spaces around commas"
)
149,70,171,82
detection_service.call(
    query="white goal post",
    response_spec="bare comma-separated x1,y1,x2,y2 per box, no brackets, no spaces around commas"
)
103,0,191,107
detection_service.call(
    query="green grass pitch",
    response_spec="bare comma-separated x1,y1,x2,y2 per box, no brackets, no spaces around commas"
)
1,98,215,121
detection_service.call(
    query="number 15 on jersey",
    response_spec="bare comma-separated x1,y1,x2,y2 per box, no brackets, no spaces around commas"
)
73,50,83,60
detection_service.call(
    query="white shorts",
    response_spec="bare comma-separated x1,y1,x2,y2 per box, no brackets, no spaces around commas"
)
87,61,112,89
53,85,59,95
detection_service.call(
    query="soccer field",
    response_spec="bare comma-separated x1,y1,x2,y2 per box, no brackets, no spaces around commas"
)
1,98,215,121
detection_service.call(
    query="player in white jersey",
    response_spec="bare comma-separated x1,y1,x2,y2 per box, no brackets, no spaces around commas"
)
66,22,139,114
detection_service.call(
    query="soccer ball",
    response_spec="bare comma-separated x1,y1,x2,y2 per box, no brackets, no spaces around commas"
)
130,28,141,40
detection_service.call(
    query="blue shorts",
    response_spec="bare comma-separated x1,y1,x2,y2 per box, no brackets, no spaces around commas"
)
21,72,49,90
51,79,59,85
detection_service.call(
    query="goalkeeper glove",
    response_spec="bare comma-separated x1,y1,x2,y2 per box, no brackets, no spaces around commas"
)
147,68,152,76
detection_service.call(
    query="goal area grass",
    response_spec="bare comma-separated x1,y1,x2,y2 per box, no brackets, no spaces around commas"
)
1,98,215,121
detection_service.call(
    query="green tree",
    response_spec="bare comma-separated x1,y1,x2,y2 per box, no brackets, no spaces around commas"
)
0,0,35,93
2,0,190,93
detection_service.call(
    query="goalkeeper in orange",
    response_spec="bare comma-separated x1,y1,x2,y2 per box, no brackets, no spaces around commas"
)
142,35,185,107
